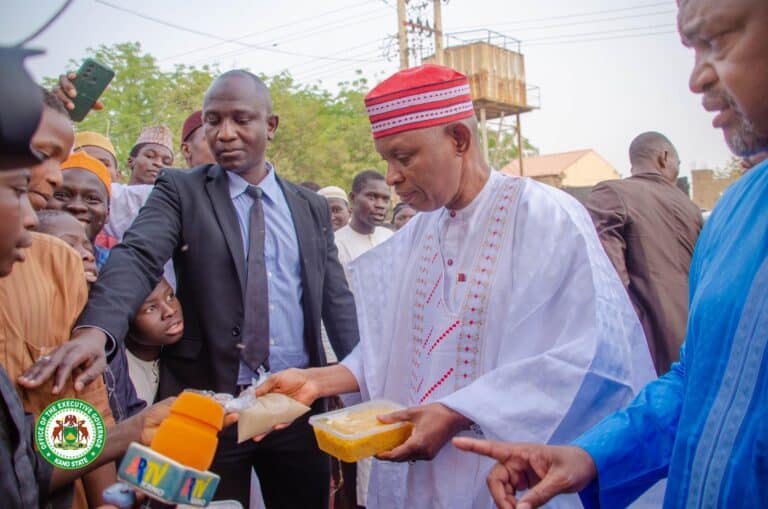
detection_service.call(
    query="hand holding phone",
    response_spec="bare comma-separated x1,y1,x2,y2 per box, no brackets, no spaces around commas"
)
55,58,114,121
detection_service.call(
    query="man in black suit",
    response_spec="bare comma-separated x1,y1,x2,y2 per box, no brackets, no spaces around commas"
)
63,70,359,507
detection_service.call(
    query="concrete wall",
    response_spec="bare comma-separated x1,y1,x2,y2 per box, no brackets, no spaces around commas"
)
691,169,739,210
561,151,621,187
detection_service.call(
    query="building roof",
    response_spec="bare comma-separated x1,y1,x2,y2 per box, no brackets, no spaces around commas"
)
501,149,594,178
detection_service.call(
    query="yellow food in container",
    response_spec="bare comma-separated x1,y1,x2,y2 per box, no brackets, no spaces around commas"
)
309,400,413,462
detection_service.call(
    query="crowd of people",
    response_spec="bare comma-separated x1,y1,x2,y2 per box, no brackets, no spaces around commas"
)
0,0,766,508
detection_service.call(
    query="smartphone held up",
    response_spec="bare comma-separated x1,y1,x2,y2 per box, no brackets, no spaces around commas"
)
67,58,114,121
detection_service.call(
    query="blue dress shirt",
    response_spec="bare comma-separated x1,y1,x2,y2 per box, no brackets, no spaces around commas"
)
228,165,308,381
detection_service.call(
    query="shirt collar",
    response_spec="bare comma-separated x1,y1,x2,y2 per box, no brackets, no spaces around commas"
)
440,169,501,222
227,162,279,203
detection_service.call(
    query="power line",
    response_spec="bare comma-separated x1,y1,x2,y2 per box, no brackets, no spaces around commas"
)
294,46,386,76
295,50,385,81
478,10,677,33
94,0,381,64
189,8,391,68
267,7,389,46
522,23,676,43
295,51,388,82
451,1,672,31
452,10,676,32
524,29,677,48
160,0,379,62
296,52,393,83
287,36,393,75
189,32,384,69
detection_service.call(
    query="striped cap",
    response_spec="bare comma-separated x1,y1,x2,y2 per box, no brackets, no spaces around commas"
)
365,64,474,139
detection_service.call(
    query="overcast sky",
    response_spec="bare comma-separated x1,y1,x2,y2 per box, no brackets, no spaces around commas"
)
2,0,733,178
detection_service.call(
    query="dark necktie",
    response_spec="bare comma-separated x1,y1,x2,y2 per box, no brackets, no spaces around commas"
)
241,185,270,371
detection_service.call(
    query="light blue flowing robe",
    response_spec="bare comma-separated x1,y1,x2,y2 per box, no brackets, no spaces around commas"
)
573,160,768,508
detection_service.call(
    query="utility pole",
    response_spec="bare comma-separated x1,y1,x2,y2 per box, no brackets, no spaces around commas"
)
433,0,443,64
516,113,524,176
397,0,409,69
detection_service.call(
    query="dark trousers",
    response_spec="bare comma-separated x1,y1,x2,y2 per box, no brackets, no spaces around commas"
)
212,412,330,508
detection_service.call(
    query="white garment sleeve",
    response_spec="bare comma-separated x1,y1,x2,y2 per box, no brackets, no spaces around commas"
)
439,183,653,445
340,344,367,397
105,183,154,239
106,182,177,290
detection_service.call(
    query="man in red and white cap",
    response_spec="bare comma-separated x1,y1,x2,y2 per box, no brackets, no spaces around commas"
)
256,64,655,508
180,110,215,168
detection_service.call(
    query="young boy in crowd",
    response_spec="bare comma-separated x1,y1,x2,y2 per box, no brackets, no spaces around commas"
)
74,131,120,183
1,88,117,508
106,277,184,414
47,151,112,269
127,125,174,185
34,209,98,285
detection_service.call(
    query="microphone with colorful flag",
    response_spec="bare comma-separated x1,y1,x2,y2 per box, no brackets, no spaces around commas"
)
117,391,224,506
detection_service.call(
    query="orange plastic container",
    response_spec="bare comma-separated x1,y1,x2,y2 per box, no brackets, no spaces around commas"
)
150,391,224,471
309,400,413,463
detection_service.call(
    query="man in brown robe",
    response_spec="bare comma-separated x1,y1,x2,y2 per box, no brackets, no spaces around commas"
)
586,132,703,374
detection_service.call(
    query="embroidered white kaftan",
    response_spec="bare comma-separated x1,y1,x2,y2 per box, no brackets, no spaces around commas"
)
341,171,656,508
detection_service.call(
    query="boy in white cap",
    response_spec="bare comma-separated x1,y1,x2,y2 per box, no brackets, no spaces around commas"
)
317,185,351,231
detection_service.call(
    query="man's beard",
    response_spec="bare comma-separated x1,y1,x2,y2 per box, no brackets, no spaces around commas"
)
724,95,768,157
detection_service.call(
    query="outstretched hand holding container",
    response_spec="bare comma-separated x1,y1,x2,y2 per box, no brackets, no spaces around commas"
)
248,366,422,461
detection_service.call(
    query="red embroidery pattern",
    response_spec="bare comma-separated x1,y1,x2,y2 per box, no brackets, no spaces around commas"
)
407,176,521,402
454,177,521,390
425,273,443,305
422,326,435,348
428,320,460,355
419,368,454,404
410,235,434,396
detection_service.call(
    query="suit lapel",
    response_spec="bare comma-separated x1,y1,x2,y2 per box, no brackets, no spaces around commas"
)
279,177,316,287
205,165,246,292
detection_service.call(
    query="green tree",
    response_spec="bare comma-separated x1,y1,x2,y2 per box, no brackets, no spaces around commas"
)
46,42,535,188
486,127,538,170
45,42,217,180
266,71,384,189
715,155,744,178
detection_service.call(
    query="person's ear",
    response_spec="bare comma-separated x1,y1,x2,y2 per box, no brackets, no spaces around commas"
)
267,115,279,140
657,150,668,170
449,123,472,156
180,142,191,159
127,156,135,170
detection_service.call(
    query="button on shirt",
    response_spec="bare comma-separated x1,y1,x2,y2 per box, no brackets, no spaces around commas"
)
436,171,500,312
228,166,307,381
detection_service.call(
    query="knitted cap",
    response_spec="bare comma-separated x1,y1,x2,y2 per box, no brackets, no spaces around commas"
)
181,110,203,142
134,125,174,153
317,186,349,204
60,151,112,196
74,131,116,159
364,64,474,139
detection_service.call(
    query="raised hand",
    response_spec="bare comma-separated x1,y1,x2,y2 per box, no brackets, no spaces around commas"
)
452,438,597,509
53,72,105,112
18,327,108,393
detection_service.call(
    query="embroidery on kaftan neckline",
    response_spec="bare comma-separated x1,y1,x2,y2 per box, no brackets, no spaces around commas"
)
408,176,522,403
